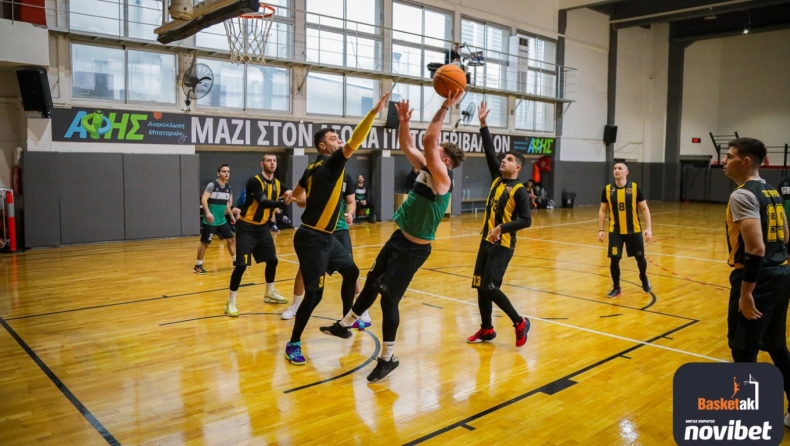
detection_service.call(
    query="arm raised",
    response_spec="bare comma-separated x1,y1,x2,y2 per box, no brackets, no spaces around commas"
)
394,99,426,170
423,89,464,195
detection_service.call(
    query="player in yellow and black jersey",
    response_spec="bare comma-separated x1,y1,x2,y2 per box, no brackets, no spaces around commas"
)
467,101,533,347
598,162,653,298
283,92,390,367
721,138,790,410
224,154,293,318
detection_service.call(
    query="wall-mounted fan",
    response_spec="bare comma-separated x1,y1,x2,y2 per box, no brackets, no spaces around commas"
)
182,57,214,111
454,100,475,130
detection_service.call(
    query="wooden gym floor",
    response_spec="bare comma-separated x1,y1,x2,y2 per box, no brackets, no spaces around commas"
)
2,202,790,445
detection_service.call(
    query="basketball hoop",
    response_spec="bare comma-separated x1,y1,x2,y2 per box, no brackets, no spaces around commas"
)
224,3,276,65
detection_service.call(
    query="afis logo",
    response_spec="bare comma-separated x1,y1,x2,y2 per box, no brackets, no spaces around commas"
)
64,110,147,140
674,363,784,445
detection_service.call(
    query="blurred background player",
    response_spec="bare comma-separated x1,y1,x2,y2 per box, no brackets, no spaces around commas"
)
225,154,292,317
194,164,235,274
597,162,653,298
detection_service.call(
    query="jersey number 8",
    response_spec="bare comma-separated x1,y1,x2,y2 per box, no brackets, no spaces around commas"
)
767,204,786,242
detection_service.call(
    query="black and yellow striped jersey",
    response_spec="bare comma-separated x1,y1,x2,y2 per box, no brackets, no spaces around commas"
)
239,174,285,225
726,179,788,268
298,150,348,233
479,126,532,249
601,182,645,235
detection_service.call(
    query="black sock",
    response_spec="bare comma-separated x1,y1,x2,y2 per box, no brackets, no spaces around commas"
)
229,264,246,291
768,347,790,412
264,260,278,283
610,257,621,289
483,288,522,325
636,255,647,279
290,290,322,343
477,289,494,329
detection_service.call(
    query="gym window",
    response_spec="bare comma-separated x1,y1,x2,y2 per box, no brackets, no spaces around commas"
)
305,0,382,70
71,43,176,104
391,2,452,80
306,72,379,117
197,57,291,111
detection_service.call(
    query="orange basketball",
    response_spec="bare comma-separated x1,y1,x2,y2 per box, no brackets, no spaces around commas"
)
433,64,467,98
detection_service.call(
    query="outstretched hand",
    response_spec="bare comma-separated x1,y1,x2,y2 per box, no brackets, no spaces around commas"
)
442,89,464,108
394,100,413,123
371,92,391,114
478,101,490,125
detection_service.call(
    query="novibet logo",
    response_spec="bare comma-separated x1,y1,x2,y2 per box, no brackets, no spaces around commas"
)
674,363,784,445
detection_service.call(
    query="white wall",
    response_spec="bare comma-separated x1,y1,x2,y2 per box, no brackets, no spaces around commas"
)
561,7,609,162
717,30,790,152
614,27,649,162
681,29,790,159
644,23,669,163
680,39,721,157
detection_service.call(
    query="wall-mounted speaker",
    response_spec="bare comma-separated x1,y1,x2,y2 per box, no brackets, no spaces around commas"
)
16,68,53,118
384,101,399,130
603,125,618,144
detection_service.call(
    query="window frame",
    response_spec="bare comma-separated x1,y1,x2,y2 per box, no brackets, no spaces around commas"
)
460,17,510,91
390,1,453,80
70,42,178,105
196,56,293,112
305,71,380,118
304,0,383,70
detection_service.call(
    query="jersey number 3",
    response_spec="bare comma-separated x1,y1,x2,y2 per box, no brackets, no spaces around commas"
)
767,204,786,242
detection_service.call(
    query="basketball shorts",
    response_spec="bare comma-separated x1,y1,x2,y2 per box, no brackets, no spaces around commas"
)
365,230,431,303
608,232,644,258
200,221,234,244
333,229,353,259
294,226,356,292
728,265,790,352
235,220,276,266
472,240,514,290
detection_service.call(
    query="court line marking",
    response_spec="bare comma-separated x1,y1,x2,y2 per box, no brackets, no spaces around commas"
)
404,320,701,445
403,287,725,363
0,315,120,446
2,279,288,321
422,267,692,321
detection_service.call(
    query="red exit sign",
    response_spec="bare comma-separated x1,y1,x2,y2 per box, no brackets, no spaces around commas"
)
692,137,702,143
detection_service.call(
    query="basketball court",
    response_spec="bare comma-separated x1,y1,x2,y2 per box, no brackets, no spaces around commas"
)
4,202,788,444
2,0,790,444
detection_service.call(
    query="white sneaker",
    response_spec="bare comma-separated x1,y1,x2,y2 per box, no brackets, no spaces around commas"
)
264,288,288,304
784,413,790,428
281,302,300,320
225,301,239,317
360,310,372,324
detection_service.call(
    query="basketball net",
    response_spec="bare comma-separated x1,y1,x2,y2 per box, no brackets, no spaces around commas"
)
224,3,275,65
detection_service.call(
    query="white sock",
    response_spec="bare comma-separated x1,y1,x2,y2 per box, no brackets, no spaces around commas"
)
196,260,203,266
381,342,395,361
231,255,236,262
228,290,237,306
340,311,360,327
266,283,274,293
292,293,304,306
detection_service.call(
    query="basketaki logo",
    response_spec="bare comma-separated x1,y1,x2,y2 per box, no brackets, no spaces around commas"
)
64,109,148,140
674,363,784,445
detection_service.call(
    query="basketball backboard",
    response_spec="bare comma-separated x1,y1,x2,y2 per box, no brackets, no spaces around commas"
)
155,0,261,44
